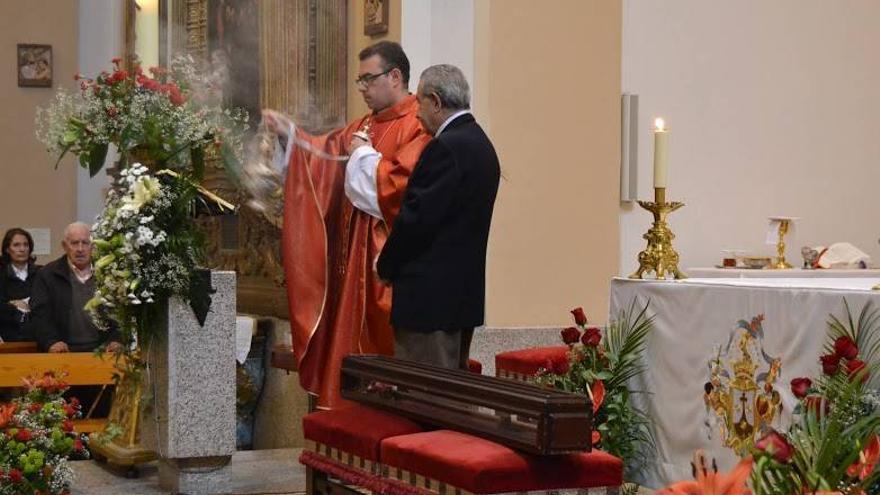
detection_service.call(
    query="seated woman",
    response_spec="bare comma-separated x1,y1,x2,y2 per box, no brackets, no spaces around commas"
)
0,228,40,342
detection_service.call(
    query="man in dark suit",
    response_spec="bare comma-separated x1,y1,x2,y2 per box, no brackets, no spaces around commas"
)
377,64,500,369
30,222,122,353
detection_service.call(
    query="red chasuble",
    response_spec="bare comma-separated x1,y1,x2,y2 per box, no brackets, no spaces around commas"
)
282,95,429,409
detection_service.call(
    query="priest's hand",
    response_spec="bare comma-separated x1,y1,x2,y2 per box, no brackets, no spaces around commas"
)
48,342,69,353
350,134,372,153
261,109,293,139
106,341,123,353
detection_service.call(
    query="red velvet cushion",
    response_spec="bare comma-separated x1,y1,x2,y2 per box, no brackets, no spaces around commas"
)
495,346,569,376
303,404,424,461
381,430,623,493
467,358,483,374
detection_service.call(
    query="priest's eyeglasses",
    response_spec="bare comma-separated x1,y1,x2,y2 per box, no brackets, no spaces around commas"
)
355,68,393,88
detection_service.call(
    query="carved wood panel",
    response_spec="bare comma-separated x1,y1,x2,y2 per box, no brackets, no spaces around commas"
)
177,0,347,318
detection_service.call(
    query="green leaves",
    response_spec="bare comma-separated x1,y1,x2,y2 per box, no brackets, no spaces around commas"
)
87,142,108,177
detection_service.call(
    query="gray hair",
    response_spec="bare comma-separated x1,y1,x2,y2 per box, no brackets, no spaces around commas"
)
419,64,470,111
63,222,91,240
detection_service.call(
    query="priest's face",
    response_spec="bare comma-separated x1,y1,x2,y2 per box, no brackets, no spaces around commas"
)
357,55,399,112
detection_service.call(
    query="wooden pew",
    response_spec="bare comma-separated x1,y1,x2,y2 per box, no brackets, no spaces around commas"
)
0,352,118,433
0,341,38,353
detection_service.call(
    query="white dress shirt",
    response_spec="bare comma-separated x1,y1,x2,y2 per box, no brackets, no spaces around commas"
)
12,264,28,282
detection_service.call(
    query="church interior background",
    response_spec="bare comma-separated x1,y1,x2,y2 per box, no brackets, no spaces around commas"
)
1,1,879,494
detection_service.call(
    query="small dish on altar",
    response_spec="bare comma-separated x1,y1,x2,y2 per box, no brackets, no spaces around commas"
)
742,256,771,269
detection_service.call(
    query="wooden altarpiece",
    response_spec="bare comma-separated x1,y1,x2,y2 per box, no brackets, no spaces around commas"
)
173,0,348,318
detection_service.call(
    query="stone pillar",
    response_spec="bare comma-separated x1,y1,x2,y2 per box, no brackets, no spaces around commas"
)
141,271,237,495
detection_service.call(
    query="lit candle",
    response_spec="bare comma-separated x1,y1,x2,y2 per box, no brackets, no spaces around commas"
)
653,118,668,188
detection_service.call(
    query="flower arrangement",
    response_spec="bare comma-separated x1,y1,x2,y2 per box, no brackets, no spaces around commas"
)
749,300,880,495
36,55,247,179
35,56,247,377
657,300,880,495
84,163,209,361
534,300,655,489
0,372,89,495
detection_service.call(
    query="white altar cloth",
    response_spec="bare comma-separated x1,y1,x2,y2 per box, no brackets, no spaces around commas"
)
687,267,880,279
609,277,880,488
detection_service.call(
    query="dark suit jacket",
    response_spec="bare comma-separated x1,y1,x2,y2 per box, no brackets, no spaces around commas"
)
377,113,500,331
0,262,39,341
29,255,120,352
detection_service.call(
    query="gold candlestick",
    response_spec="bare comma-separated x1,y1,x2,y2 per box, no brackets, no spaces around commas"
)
771,218,793,269
629,187,687,280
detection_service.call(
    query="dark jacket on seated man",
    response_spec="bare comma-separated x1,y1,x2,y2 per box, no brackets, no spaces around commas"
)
0,262,40,342
30,255,120,352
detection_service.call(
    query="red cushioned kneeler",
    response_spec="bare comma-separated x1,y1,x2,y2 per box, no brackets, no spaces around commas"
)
466,358,482,374
300,404,425,491
494,346,568,379
380,430,623,495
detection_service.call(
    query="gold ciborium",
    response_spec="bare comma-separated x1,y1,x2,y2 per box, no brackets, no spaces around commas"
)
769,217,794,269
629,187,686,280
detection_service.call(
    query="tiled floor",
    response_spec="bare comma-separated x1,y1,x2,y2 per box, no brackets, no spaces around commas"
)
70,448,306,495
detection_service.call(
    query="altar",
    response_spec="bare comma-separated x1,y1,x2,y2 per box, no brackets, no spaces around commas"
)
609,277,880,488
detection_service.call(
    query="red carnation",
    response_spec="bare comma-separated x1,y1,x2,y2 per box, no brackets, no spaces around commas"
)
847,359,868,383
8,468,22,483
74,438,84,452
581,327,602,347
62,419,74,432
834,336,859,360
790,377,812,399
755,430,794,463
571,307,588,326
15,429,31,442
820,354,840,375
561,327,580,345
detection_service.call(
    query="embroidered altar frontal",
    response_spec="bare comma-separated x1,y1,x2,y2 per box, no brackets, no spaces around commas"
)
609,277,880,488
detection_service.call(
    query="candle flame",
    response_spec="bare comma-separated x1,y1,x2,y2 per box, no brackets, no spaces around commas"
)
655,118,666,132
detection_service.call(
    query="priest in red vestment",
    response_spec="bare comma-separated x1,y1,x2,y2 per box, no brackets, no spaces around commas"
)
264,41,429,408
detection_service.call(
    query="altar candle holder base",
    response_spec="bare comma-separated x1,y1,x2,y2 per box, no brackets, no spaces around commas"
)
629,187,687,280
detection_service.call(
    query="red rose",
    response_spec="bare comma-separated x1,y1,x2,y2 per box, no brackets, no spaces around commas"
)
755,430,794,463
834,336,859,360
570,307,588,326
820,354,840,375
15,429,31,442
8,468,22,483
561,327,580,345
74,438,84,452
847,359,868,382
790,377,812,399
28,402,42,413
581,327,602,347
62,419,74,432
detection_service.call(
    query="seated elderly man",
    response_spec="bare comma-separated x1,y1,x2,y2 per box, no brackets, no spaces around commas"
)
30,222,122,353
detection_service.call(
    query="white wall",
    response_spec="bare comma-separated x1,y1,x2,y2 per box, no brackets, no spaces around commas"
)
401,0,474,99
621,1,880,275
77,0,123,224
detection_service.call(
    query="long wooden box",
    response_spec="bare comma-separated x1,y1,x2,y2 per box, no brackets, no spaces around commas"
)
340,355,591,455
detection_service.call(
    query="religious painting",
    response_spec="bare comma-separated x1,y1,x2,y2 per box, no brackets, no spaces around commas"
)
208,0,261,130
364,0,388,36
17,44,52,88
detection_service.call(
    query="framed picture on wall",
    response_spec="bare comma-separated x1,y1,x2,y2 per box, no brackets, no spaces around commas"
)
17,44,52,88
364,0,388,36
